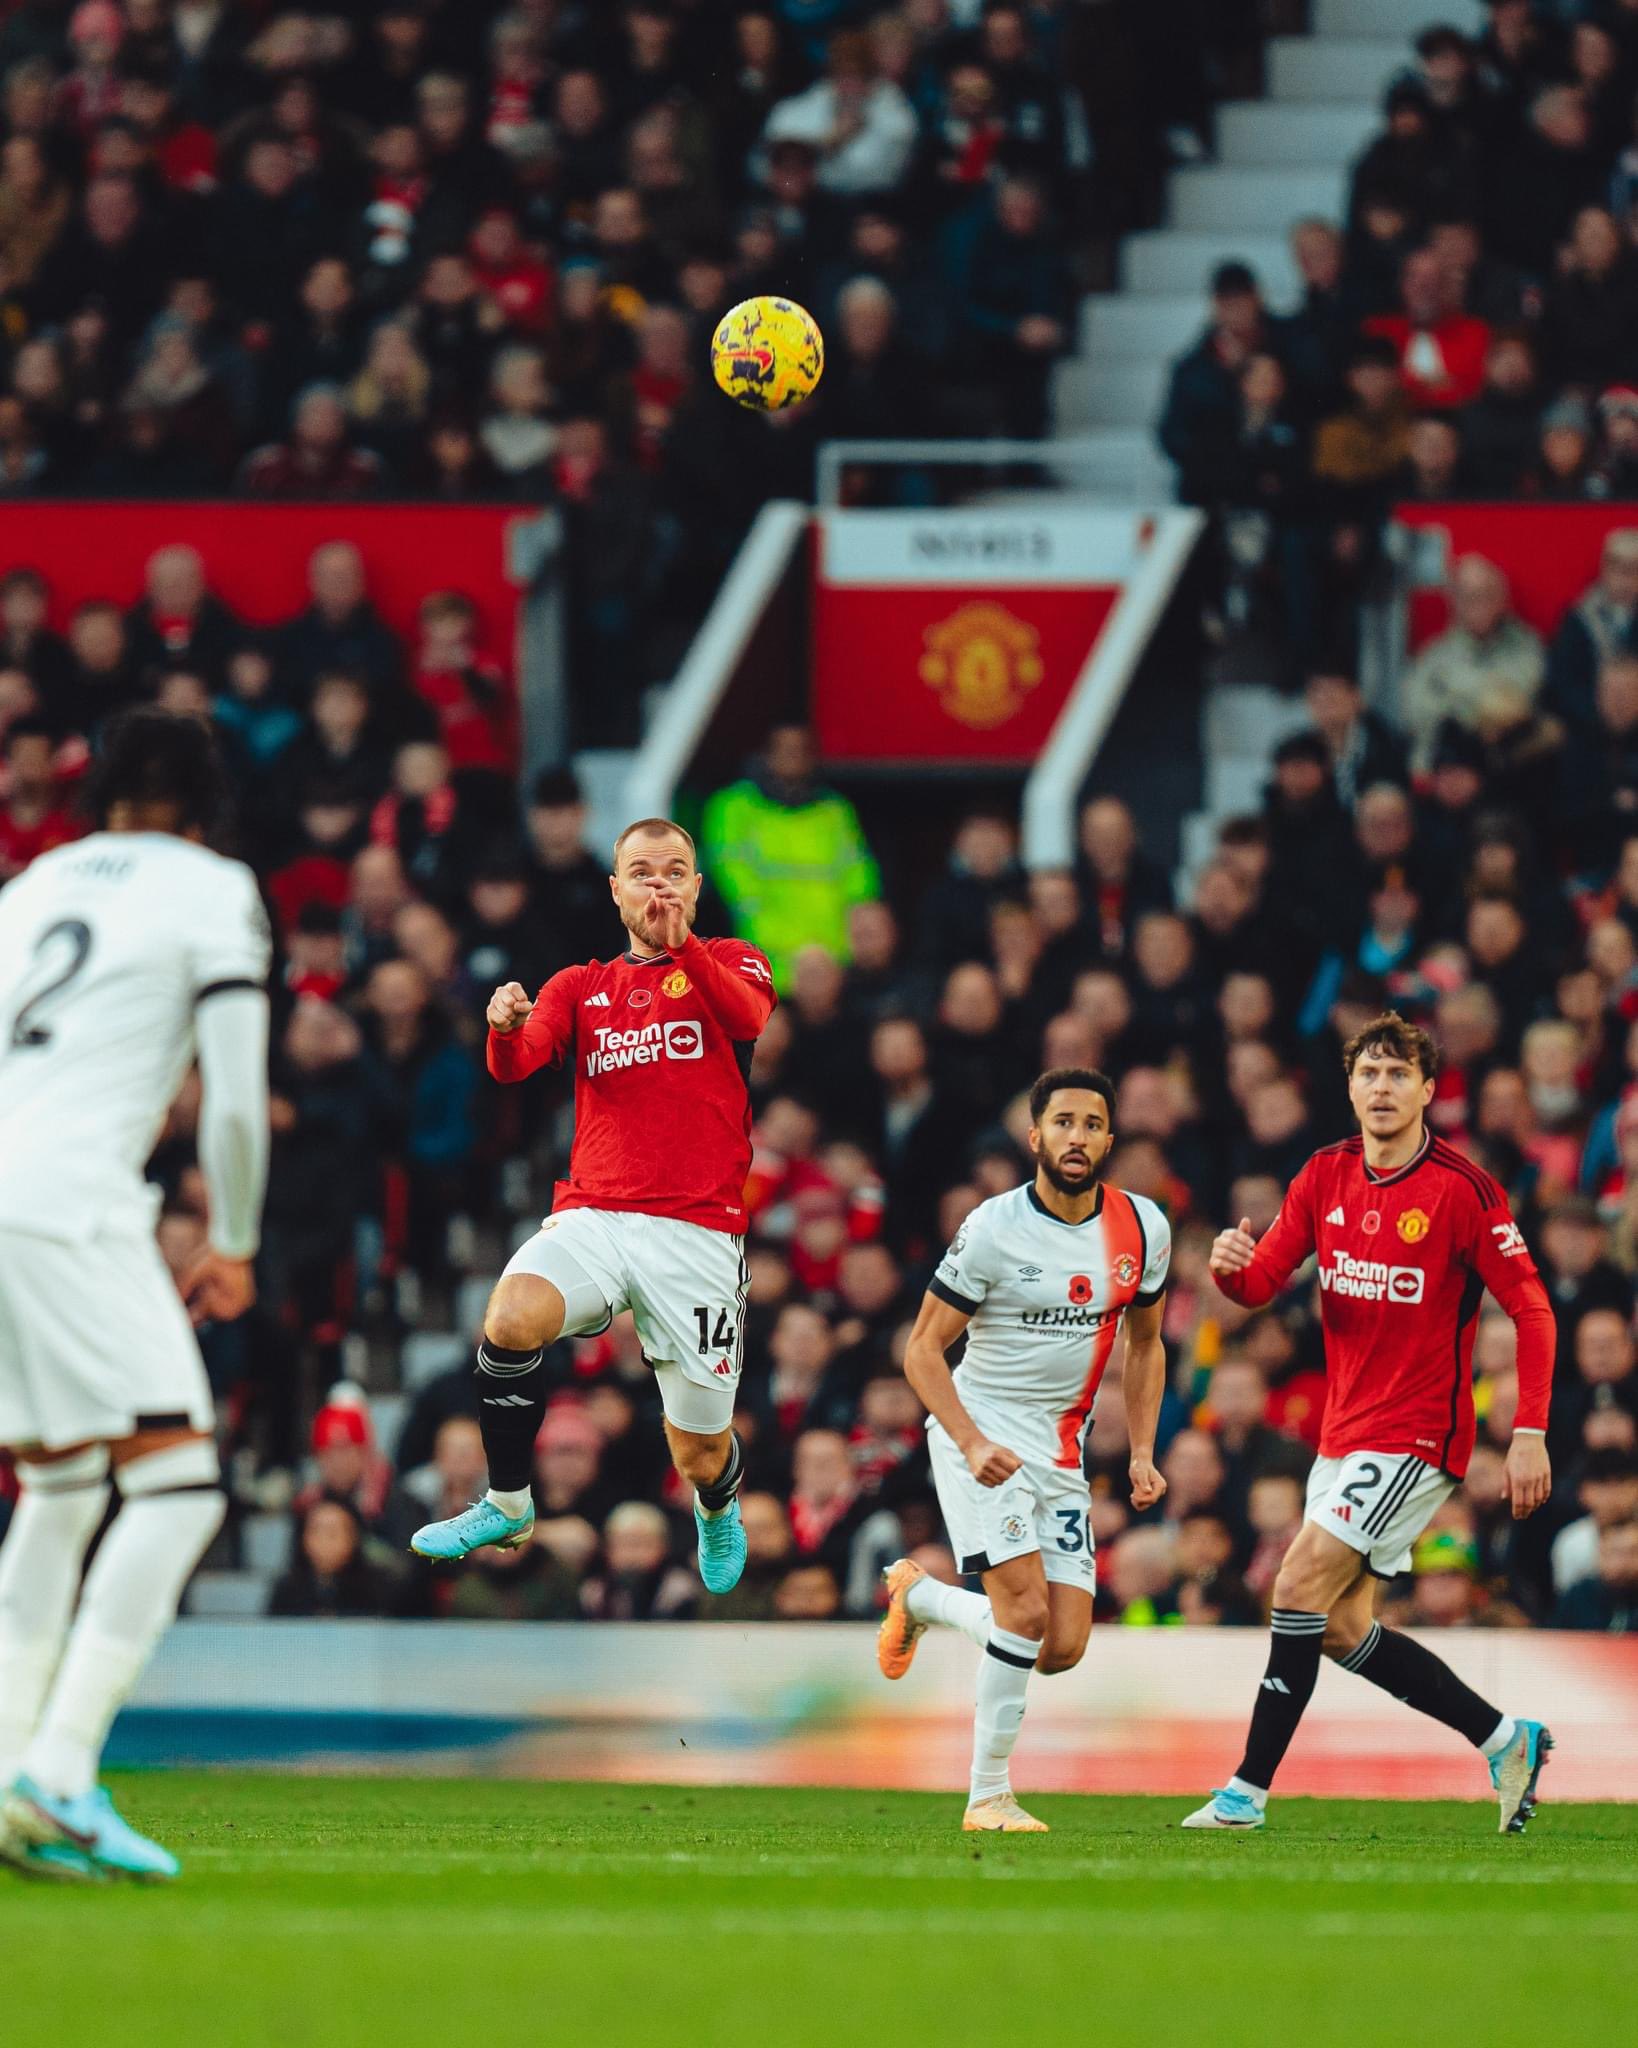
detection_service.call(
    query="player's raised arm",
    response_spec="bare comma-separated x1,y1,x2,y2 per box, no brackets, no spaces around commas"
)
1209,1164,1317,1308
903,1290,1021,1486
657,918,775,1040
486,965,584,1081
1466,1180,1557,1520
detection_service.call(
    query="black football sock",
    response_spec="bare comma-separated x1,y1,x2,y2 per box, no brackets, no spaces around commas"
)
474,1340,545,1495
693,1431,744,1516
1336,1621,1505,1748
1233,1608,1328,1793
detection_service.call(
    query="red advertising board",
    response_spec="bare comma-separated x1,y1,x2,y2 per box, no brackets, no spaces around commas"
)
0,501,526,676
811,507,1145,764
1393,501,1638,650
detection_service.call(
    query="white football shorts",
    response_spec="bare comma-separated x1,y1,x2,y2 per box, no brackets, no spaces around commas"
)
1305,1449,1456,1578
0,1221,213,1450
927,1414,1096,1592
504,1207,748,1434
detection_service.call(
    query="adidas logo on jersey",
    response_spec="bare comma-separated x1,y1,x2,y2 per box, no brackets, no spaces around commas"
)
1326,1207,1345,1225
585,992,611,1007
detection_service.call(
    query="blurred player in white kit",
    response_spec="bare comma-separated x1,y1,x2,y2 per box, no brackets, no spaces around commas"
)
0,709,270,1883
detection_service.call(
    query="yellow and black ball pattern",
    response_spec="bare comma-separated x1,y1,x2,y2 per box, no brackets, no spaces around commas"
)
710,295,824,411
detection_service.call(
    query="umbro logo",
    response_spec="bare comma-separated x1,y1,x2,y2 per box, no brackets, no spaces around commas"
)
1017,1264,1042,1281
1326,1207,1345,1226
585,991,611,1007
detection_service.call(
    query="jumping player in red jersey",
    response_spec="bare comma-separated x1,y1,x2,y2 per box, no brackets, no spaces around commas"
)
1182,1012,1558,1835
410,818,775,1592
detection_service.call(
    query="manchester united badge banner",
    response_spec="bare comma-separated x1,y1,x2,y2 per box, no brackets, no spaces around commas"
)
812,508,1146,763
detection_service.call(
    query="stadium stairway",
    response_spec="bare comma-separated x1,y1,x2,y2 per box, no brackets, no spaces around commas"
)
1054,0,1486,498
1055,0,1487,890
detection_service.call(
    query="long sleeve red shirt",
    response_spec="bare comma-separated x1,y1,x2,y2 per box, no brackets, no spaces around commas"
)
487,934,776,1234
1216,1134,1553,1476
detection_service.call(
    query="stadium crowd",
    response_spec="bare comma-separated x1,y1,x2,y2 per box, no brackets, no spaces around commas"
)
1159,0,1638,675
0,0,1106,718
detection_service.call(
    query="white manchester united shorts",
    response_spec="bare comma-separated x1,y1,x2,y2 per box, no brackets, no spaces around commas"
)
0,1222,214,1451
504,1207,748,1433
927,1415,1096,1592
1306,1449,1456,1578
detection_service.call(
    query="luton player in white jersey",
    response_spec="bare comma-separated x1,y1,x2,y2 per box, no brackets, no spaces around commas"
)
876,1067,1171,1832
0,711,270,1883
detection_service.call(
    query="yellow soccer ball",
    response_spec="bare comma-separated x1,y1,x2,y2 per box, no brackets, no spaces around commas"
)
710,295,824,411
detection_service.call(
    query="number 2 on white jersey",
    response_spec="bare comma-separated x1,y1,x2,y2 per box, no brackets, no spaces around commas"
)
7,918,93,1051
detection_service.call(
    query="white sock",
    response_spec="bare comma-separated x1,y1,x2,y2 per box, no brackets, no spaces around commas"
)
0,1455,111,1782
1480,1715,1518,1759
24,1455,224,1801
1227,1774,1270,1810
969,1625,1041,1804
484,1487,532,1519
906,1574,992,1649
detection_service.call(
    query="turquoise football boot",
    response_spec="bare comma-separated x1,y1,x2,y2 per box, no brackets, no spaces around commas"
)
411,1498,534,1560
0,1797,103,1883
1180,1787,1266,1830
1490,1720,1553,1833
7,1777,180,1881
694,1498,747,1593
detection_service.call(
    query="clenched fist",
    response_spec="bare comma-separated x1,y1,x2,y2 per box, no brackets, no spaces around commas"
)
965,1437,1023,1488
487,981,533,1034
1209,1216,1258,1279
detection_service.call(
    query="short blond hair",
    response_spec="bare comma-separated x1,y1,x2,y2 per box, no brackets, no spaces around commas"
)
612,817,696,869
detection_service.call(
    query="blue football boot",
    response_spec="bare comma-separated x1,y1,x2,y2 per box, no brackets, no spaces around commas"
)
411,1498,534,1560
694,1498,747,1593
1180,1786,1266,1830
7,1777,180,1881
1490,1720,1554,1834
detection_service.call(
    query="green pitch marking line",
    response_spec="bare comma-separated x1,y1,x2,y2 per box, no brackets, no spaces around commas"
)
5,1777,1633,2048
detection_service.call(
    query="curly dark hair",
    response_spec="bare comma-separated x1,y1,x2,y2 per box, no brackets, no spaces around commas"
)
1028,1065,1117,1128
82,706,229,838
1341,1010,1439,1082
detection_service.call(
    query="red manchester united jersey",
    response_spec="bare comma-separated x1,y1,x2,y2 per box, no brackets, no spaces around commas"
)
488,933,776,1234
1216,1134,1554,1477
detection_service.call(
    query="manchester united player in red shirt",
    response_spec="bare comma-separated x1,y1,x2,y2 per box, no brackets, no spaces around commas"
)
410,818,775,1592
1183,1013,1558,1836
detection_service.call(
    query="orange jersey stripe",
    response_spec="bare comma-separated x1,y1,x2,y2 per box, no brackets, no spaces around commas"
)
1053,1185,1147,1468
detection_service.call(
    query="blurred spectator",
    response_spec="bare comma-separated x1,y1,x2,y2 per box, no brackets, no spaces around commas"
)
700,725,880,989
1543,529,1638,742
761,31,916,196
1552,1518,1638,1629
581,1502,698,1620
0,718,80,877
267,1495,398,1619
1399,555,1545,769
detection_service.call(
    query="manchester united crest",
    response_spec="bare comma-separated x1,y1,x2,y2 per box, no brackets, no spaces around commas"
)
918,602,1044,730
661,970,690,999
1397,1207,1431,1244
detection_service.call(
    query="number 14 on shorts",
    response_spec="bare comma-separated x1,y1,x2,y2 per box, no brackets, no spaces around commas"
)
691,1305,737,1353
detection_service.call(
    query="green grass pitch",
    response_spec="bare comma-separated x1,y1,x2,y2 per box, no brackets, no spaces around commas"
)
6,1776,1633,2048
